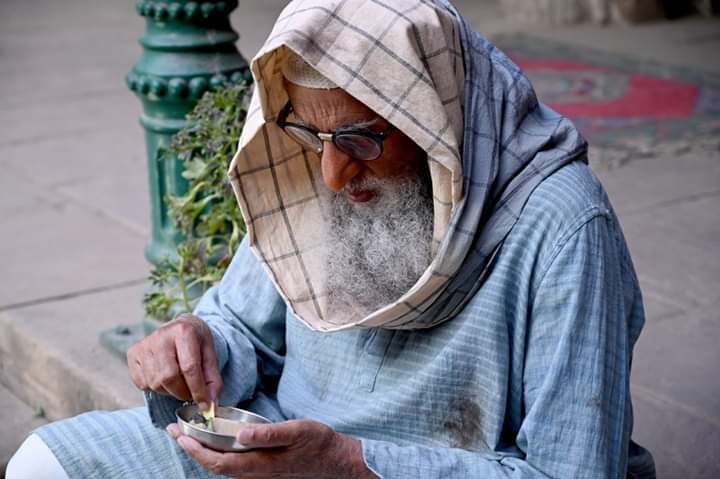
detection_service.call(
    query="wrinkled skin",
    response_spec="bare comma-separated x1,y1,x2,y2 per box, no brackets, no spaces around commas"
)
285,82,426,200
127,313,221,411
167,420,377,478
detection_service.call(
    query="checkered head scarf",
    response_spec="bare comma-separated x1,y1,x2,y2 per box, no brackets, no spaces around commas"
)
228,0,587,331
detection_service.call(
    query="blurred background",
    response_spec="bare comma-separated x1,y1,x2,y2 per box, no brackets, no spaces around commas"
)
0,0,718,477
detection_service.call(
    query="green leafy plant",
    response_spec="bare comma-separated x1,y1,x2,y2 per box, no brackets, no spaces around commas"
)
144,83,250,322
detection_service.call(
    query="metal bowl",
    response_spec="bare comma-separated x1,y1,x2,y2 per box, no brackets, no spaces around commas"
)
176,404,272,452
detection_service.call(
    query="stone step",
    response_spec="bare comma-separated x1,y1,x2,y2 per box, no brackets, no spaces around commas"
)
0,283,145,432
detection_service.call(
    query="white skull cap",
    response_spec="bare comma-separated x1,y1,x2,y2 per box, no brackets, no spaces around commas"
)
282,49,337,90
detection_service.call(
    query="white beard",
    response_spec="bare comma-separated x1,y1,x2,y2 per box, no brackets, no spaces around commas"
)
319,167,434,321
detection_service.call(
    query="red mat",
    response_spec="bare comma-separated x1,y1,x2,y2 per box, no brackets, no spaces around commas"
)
494,34,720,147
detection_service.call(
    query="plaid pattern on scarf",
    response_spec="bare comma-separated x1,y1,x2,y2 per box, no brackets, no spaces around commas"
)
228,0,587,331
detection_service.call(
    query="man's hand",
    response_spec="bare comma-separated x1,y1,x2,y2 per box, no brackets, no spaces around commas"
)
166,420,378,479
127,313,222,409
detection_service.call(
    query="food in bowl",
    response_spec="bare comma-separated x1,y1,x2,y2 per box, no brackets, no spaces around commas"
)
176,404,272,452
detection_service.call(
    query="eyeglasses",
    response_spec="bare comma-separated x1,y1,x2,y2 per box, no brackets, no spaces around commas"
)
276,101,395,161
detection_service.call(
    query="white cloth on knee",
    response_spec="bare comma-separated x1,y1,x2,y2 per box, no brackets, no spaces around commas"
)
33,406,224,478
6,433,69,479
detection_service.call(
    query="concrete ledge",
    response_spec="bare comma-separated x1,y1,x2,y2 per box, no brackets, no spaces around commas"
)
0,284,145,423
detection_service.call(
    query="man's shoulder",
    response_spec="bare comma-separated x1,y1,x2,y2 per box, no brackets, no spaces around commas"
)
501,161,618,272
521,160,613,233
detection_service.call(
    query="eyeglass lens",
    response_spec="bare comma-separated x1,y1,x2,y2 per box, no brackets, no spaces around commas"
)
284,125,382,160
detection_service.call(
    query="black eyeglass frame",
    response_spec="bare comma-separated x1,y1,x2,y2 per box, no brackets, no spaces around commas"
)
276,101,395,161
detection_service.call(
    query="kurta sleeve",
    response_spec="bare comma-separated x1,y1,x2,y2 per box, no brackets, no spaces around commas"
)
361,210,645,478
146,236,288,427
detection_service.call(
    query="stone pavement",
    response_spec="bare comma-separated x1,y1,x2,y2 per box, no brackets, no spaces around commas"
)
0,1,718,477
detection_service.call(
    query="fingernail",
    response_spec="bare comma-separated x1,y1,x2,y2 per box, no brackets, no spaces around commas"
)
237,426,255,443
198,401,209,411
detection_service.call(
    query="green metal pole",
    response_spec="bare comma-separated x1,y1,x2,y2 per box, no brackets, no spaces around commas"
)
100,1,251,359
127,0,250,265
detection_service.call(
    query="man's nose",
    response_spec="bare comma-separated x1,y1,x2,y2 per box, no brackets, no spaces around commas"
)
320,143,362,192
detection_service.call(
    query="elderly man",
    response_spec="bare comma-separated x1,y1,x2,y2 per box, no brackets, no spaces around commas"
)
8,0,655,478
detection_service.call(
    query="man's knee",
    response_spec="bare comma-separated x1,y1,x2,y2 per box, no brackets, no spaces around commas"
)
6,433,69,479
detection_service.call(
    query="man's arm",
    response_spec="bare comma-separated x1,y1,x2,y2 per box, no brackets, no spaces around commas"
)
146,236,288,427
167,209,644,478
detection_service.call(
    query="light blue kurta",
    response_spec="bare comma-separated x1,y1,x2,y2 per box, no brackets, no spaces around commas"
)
36,161,654,478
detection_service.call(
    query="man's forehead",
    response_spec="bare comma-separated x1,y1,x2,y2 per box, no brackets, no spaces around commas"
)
286,83,381,127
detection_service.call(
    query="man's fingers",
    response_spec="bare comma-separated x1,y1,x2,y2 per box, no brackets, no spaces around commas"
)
144,348,174,396
159,372,192,402
177,436,241,477
149,338,192,400
126,315,218,404
127,344,149,391
172,428,255,477
166,423,181,439
173,420,336,477
127,355,147,391
237,421,305,448
140,348,171,395
175,325,210,405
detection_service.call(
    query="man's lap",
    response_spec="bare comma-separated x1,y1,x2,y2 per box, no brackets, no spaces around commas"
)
34,406,223,479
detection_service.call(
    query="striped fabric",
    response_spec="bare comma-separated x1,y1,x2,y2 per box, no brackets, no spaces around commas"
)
228,0,587,331
35,407,226,479
36,162,654,478
33,1,653,476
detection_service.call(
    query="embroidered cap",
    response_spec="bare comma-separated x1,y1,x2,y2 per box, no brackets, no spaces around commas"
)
281,49,337,90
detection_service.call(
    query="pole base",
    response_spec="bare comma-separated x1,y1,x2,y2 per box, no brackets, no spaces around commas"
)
99,323,145,361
